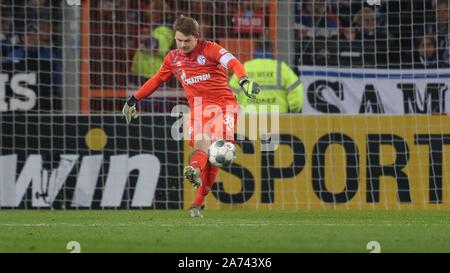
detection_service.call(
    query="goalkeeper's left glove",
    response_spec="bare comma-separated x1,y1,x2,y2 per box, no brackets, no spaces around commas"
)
122,95,138,124
239,77,261,100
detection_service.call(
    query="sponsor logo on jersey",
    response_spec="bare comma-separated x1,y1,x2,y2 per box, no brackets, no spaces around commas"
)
183,73,211,85
181,70,187,82
197,55,206,65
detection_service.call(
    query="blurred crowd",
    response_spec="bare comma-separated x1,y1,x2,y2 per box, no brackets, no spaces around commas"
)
86,0,450,72
1,0,61,111
88,0,271,90
2,0,449,72
0,0,449,112
294,0,450,70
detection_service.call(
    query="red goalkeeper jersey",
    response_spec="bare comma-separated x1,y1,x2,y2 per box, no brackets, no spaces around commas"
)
161,40,237,106
135,40,246,107
133,39,248,143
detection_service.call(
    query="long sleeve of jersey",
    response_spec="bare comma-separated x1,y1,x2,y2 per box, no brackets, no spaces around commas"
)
227,59,247,80
204,41,247,79
133,54,174,100
134,72,164,100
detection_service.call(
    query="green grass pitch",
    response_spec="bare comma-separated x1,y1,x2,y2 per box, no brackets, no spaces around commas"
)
0,210,449,253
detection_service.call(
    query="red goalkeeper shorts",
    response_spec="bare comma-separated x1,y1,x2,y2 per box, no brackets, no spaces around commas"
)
186,98,239,147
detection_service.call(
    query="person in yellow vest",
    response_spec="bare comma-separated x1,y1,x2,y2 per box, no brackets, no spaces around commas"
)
229,41,304,113
131,25,174,85
131,0,174,85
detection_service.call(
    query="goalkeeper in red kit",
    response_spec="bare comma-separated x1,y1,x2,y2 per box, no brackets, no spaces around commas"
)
122,15,260,217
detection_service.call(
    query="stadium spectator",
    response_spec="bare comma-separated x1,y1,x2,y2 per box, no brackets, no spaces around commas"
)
38,20,52,46
303,36,337,66
379,1,436,68
295,0,339,40
130,0,174,85
333,23,364,67
412,34,448,69
2,23,62,112
434,0,449,66
329,0,362,28
230,41,304,113
299,20,364,68
0,12,20,58
293,0,341,68
353,6,391,68
2,0,52,36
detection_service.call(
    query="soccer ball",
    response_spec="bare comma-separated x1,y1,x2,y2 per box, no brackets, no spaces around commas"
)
208,140,237,167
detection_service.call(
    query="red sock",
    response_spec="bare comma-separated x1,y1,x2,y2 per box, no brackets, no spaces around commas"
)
192,164,219,208
190,150,208,172
193,162,211,207
190,150,209,188
207,165,219,188
191,150,209,207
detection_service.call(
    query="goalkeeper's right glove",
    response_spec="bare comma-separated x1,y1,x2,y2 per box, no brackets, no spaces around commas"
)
122,95,138,124
239,77,261,100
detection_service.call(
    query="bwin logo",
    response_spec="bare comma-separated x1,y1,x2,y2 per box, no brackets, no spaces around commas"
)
0,154,161,208
66,0,81,6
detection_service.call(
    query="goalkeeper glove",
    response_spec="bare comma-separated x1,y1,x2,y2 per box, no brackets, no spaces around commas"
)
122,95,138,124
239,77,261,100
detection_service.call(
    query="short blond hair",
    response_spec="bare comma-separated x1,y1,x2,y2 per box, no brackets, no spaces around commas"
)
173,15,199,36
